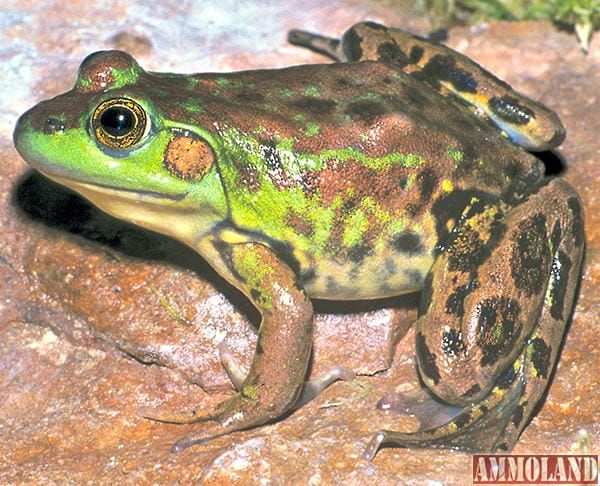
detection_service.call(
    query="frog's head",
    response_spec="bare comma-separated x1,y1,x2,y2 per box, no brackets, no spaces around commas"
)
14,50,228,242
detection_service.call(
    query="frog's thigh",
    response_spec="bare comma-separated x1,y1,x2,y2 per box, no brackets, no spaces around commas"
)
417,178,583,405
363,179,584,458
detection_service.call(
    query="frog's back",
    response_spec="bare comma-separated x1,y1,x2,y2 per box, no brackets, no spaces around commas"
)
157,61,544,298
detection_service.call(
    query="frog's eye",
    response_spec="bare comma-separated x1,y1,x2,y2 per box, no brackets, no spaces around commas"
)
92,98,148,149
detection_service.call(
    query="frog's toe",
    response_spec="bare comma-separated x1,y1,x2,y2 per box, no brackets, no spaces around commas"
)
167,366,354,453
170,424,233,453
137,404,218,424
362,414,498,460
219,341,247,390
293,366,356,409
141,396,275,453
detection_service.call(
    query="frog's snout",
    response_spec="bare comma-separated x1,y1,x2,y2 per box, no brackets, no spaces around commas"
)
14,101,67,164
13,111,31,159
13,108,61,169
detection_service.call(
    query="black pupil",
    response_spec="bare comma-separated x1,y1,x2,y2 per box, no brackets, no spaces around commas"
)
100,106,134,137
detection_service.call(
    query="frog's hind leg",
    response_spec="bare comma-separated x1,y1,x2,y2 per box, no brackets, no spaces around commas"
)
364,178,584,459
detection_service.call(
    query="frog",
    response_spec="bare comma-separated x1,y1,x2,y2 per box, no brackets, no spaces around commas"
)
13,21,584,459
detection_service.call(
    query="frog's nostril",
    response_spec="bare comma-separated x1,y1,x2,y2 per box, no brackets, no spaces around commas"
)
44,117,65,135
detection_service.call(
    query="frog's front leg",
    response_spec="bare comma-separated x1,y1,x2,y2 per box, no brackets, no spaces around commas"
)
365,178,584,459
142,242,314,453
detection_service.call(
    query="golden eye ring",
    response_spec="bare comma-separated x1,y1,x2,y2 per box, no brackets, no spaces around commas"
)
92,98,147,149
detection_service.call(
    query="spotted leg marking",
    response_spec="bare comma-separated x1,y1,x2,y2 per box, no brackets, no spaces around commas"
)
364,178,584,459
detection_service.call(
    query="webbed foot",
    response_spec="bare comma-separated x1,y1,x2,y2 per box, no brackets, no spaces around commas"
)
362,367,524,460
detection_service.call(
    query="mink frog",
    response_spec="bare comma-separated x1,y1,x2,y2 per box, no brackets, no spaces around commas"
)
14,22,584,458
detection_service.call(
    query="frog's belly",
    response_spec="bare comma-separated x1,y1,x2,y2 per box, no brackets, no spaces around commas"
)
301,250,434,300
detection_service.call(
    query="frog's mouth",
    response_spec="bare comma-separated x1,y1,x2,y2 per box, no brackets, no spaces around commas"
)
43,173,188,203
40,172,201,240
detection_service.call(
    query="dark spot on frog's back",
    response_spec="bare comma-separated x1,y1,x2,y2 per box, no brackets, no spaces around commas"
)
325,276,346,296
347,242,372,263
435,193,505,273
496,365,518,390
345,100,387,123
441,328,465,357
291,97,337,116
397,175,409,190
392,230,424,255
446,226,488,274
431,190,475,245
452,409,473,429
406,168,438,216
418,169,437,203
445,280,479,318
299,267,316,286
405,268,424,287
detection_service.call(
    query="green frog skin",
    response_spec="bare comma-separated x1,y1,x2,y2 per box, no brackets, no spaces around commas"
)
13,22,584,459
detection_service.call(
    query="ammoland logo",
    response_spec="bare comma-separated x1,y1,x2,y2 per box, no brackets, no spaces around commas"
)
472,455,598,484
